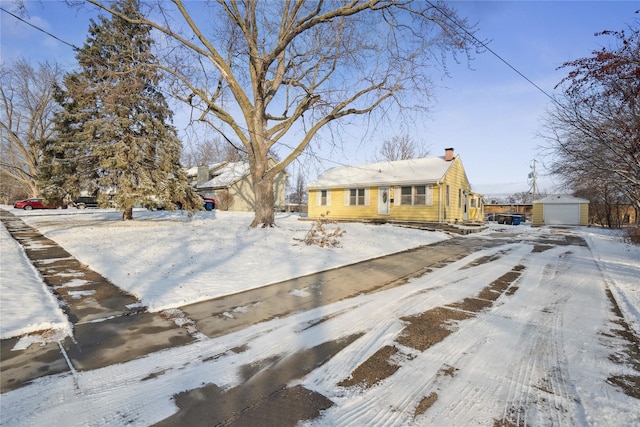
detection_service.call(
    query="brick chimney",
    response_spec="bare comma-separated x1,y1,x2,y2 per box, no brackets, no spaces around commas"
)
445,147,455,161
197,165,209,186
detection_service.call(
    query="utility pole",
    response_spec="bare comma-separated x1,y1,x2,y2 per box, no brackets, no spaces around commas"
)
529,159,538,201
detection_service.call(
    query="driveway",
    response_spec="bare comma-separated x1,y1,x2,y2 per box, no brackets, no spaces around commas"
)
1,211,638,426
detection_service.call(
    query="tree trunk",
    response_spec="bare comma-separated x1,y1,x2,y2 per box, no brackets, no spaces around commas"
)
122,206,133,221
250,158,276,228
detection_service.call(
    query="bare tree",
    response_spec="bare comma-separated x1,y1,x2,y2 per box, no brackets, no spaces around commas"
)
542,18,640,222
85,0,480,227
181,136,245,167
0,58,62,199
377,134,430,161
288,173,306,205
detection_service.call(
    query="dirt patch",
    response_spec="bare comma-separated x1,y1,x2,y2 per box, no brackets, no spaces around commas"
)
608,375,640,399
439,364,458,377
414,392,438,416
448,267,526,313
448,297,493,313
493,406,531,427
462,248,514,270
603,288,640,398
338,345,401,388
398,307,473,351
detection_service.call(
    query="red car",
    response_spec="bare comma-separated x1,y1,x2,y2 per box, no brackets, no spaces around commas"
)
13,198,67,210
200,195,216,211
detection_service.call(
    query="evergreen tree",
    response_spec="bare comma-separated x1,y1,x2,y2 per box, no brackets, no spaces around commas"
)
40,0,199,220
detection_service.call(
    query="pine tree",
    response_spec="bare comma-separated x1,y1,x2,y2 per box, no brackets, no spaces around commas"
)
40,0,199,220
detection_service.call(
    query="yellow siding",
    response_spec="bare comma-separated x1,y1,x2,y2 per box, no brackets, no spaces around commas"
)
308,157,477,223
390,185,442,221
308,188,377,219
532,204,544,226
580,203,589,226
439,158,472,222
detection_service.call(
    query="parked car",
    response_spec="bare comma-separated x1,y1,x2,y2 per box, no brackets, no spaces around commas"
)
73,197,99,209
200,194,216,211
13,198,67,210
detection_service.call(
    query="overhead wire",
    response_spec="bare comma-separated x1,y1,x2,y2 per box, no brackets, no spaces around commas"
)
3,2,561,172
0,7,79,50
424,0,556,103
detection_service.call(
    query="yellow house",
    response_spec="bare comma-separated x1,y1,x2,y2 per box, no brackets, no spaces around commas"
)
307,148,483,223
532,195,589,226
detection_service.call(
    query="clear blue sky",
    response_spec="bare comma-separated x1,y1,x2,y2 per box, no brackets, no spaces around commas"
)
1,1,637,197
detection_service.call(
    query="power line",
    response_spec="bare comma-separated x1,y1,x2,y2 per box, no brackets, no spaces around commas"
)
3,2,560,172
425,0,556,103
0,7,79,50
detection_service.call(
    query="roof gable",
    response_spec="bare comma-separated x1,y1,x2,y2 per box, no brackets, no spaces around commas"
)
199,161,251,189
534,194,589,204
307,156,456,189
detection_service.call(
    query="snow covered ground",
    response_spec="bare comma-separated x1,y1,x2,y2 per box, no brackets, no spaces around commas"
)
1,207,450,339
1,207,638,426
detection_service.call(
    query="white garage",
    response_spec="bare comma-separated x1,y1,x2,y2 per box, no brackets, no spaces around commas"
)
532,195,589,226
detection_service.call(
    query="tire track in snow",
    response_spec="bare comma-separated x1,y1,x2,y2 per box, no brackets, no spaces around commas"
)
419,246,584,426
302,243,534,426
498,248,588,426
484,247,586,426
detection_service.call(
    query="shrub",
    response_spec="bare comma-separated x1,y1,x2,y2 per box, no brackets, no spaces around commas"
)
297,211,345,247
623,226,640,245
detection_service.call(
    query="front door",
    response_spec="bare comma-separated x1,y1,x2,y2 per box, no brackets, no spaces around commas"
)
378,187,390,215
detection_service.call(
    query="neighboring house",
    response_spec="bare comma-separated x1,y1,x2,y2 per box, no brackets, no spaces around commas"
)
532,195,589,226
186,159,287,211
307,148,483,223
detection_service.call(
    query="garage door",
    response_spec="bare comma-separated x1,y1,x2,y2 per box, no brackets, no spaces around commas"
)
544,203,579,225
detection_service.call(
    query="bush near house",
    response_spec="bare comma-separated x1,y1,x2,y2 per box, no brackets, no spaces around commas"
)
624,226,640,245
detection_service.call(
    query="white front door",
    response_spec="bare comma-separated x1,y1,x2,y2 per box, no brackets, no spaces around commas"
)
378,187,390,215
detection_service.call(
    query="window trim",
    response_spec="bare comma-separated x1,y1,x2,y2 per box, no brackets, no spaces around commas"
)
316,189,331,206
345,187,369,206
395,184,433,206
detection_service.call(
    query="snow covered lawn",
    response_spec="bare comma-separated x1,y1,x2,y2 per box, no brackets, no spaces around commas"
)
1,207,450,338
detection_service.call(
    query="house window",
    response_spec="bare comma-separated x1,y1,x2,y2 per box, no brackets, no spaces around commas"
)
470,198,477,208
316,189,330,206
446,185,451,207
399,185,432,206
415,186,426,205
401,186,412,205
458,188,462,208
349,188,365,206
